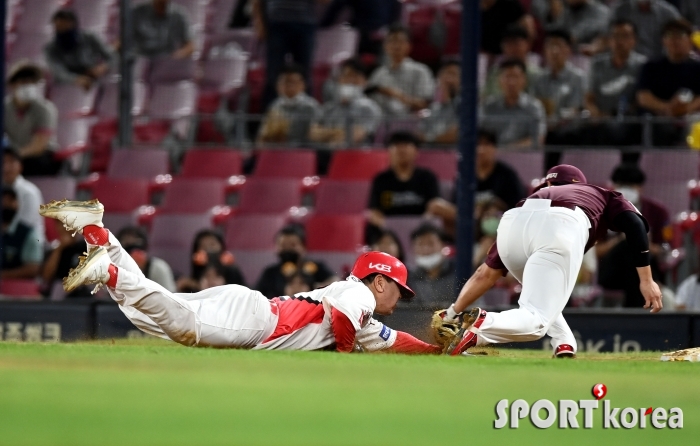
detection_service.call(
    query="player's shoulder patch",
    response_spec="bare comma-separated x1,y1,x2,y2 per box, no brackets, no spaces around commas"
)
379,324,392,341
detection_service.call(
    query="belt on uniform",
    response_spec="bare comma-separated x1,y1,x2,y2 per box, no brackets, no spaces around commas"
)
517,199,576,211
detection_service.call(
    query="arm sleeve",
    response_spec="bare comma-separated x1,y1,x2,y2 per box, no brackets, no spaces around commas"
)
388,331,442,354
331,307,356,352
484,243,508,276
44,46,79,83
612,210,650,267
90,34,114,63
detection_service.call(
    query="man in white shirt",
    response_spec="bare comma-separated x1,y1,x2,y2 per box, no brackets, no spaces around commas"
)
3,148,44,245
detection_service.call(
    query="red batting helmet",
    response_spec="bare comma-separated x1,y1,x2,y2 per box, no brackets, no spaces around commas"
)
351,251,415,298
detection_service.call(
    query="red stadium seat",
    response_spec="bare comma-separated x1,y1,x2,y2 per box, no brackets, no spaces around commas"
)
327,150,390,180
237,178,303,215
403,3,440,66
147,81,198,119
106,149,169,179
148,57,197,84
560,150,621,187
314,180,371,215
31,176,77,202
254,150,317,178
50,83,98,118
55,117,95,172
149,213,214,276
0,279,41,298
159,178,227,213
180,149,243,178
97,80,147,119
305,214,365,252
416,150,458,181
225,214,288,251
90,178,151,212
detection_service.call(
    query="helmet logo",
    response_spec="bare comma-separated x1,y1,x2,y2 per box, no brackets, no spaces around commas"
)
369,263,392,273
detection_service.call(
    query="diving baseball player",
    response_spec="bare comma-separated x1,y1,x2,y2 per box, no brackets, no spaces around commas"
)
434,164,663,357
40,199,441,354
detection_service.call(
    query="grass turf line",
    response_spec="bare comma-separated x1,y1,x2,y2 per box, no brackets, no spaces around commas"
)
0,339,697,446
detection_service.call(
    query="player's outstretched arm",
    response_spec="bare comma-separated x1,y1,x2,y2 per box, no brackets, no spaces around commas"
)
452,263,503,314
387,331,442,355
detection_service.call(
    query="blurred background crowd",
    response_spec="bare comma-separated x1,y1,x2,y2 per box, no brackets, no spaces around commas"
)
4,0,700,313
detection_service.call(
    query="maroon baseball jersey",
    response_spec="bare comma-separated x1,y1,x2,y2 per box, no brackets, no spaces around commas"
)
485,184,650,271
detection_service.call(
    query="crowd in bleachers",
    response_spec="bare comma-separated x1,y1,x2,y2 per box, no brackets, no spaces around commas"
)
4,0,700,313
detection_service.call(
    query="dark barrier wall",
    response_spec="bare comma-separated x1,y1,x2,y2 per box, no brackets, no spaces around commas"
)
2,301,700,351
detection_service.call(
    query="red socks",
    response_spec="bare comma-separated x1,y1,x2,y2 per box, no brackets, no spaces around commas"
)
106,264,118,288
83,225,109,246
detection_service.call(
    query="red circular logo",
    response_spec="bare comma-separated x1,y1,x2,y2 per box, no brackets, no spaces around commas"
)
592,383,607,400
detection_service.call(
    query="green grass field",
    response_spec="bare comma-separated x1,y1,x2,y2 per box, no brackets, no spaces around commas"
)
0,340,697,446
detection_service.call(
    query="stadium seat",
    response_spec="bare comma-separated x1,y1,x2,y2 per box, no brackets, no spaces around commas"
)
90,178,151,212
106,149,169,179
180,149,243,178
314,180,371,215
200,52,248,93
374,117,422,145
442,2,461,56
147,81,198,119
327,150,390,180
31,176,77,202
7,32,50,66
385,216,443,267
73,0,113,36
14,0,62,34
205,28,257,57
314,26,359,67
148,57,197,84
306,214,365,252
149,213,214,276
560,149,621,186
50,83,98,117
225,214,289,285
159,178,227,214
97,80,147,119
0,279,41,298
640,150,699,184
496,151,545,186
55,117,95,172
416,150,458,181
254,150,317,178
237,178,303,215
206,0,241,34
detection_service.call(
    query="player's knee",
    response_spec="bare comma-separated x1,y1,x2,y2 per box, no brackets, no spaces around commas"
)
170,329,197,347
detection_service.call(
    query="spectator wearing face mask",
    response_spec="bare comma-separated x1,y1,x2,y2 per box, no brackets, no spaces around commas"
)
117,226,176,292
177,229,246,292
258,64,320,145
422,60,460,144
1,186,42,280
256,224,338,298
406,223,455,309
473,198,507,268
4,64,61,176
596,164,669,308
45,9,113,90
308,58,382,146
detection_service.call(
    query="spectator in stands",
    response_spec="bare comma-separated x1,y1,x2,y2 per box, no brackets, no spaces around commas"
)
482,25,541,98
582,19,646,146
45,9,113,90
367,131,440,228
426,128,525,234
254,0,319,108
177,229,246,292
481,58,546,147
679,0,700,28
4,64,61,176
1,186,42,280
117,226,176,292
472,197,507,268
41,220,91,298
369,229,405,263
320,0,402,57
596,164,669,308
636,19,700,146
481,0,536,55
256,224,338,298
405,223,454,309
610,0,681,59
422,60,460,144
308,58,382,146
534,0,610,54
284,271,315,296
131,0,194,59
367,25,435,116
674,269,700,311
3,148,45,245
258,65,320,145
531,29,587,121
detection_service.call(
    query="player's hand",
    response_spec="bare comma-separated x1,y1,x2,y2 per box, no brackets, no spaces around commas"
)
640,280,663,313
430,305,462,350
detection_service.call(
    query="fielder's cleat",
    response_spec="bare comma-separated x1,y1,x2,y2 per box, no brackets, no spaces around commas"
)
446,307,487,356
63,246,111,294
553,344,576,358
39,199,104,236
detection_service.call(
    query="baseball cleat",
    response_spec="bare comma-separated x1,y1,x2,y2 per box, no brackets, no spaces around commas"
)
39,199,104,236
446,307,487,356
63,246,111,294
553,344,576,358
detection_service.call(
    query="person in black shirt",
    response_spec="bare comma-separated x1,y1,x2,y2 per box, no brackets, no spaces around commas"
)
427,128,525,238
481,0,535,55
41,219,91,297
256,224,338,298
368,131,440,228
636,19,700,146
